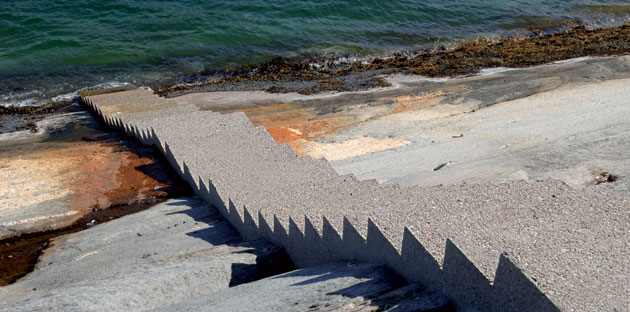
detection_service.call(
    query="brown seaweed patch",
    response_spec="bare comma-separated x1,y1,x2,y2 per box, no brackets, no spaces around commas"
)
358,24,630,77
0,105,53,116
16,122,38,133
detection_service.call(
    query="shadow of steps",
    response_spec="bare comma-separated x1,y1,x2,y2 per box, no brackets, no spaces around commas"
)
151,262,453,312
0,197,294,311
348,284,455,312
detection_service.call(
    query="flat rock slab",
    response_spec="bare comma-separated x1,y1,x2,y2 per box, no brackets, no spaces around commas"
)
152,262,405,312
347,284,454,311
0,111,184,240
331,76,630,192
0,197,292,311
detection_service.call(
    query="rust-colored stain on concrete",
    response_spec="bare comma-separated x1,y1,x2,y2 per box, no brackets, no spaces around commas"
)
265,126,304,144
63,143,128,214
0,137,188,286
233,91,443,159
247,107,353,156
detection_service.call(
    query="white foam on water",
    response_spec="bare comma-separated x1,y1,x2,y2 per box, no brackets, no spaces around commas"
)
1,81,133,107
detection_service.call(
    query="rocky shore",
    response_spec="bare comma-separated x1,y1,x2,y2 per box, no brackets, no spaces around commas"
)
156,23,630,96
1,41,629,310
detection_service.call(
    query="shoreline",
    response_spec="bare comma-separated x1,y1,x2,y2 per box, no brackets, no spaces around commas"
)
156,23,630,97
1,22,630,115
2,5,630,310
162,54,630,175
1,48,628,310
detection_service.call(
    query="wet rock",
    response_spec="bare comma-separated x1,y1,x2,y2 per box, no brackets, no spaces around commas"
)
347,284,455,312
0,111,190,242
0,197,293,311
153,262,405,312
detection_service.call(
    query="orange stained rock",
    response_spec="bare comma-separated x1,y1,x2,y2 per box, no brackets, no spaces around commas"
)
102,146,169,207
0,138,174,286
265,126,304,144
383,91,445,115
0,141,169,229
248,106,353,141
233,92,445,158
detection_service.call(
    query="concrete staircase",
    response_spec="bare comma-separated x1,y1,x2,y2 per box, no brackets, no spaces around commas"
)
3,197,453,311
82,88,630,311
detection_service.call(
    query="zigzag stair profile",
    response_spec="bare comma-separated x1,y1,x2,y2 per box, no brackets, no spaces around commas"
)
83,88,624,311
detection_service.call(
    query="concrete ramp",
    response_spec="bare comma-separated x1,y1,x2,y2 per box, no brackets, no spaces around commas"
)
83,88,629,311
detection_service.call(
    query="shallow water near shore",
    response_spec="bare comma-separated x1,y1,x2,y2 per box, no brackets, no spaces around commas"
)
2,0,630,106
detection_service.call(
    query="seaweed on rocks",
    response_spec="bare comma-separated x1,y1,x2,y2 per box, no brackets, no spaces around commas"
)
0,100,81,134
155,23,630,97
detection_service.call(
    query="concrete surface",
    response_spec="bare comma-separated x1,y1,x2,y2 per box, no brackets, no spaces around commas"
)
0,197,292,311
82,56,630,311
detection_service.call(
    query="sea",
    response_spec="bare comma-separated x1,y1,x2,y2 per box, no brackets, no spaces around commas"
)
1,0,629,106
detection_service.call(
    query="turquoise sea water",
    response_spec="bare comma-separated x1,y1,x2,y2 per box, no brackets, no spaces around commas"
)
1,0,629,105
